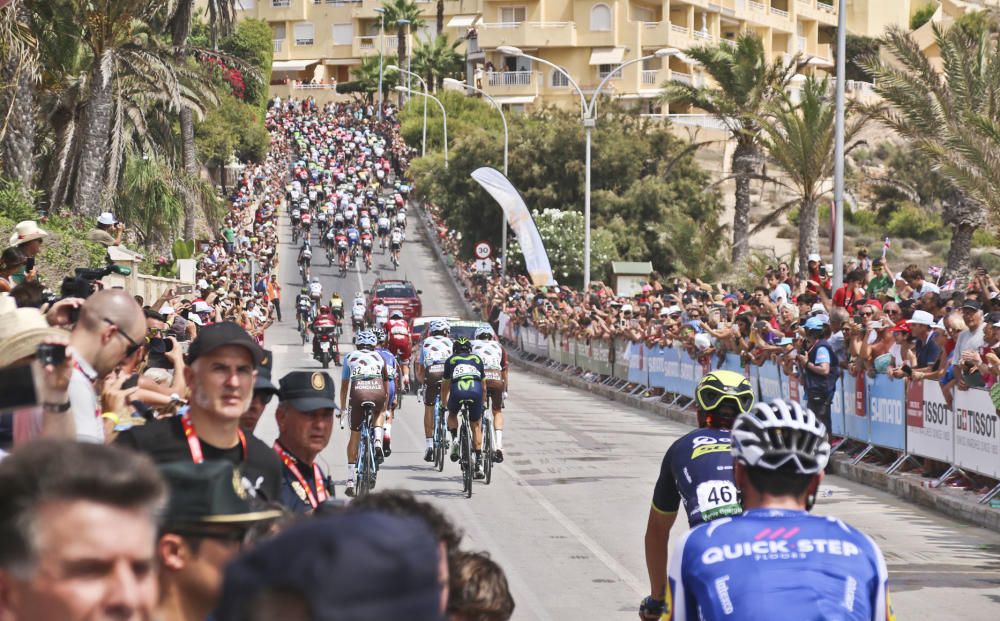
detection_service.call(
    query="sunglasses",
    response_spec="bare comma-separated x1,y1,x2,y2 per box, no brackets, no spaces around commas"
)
104,318,142,358
861,311,873,317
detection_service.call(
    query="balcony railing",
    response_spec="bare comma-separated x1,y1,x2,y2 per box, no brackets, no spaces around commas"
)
671,71,692,85
817,0,835,11
273,39,284,52
693,29,712,40
487,70,533,87
641,70,659,85
771,6,789,18
479,21,572,29
748,1,765,11
670,23,689,35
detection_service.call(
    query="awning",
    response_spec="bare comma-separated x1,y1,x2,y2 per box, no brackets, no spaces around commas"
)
447,15,480,28
589,47,626,66
493,95,535,105
806,56,834,67
324,58,361,66
272,59,319,72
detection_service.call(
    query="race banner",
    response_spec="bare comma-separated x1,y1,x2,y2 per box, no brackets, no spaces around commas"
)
865,374,906,451
905,380,953,463
755,361,784,402
843,373,869,443
829,372,846,437
660,346,682,395
612,339,629,380
953,388,1000,479
627,342,647,386
786,368,800,403
676,348,699,399
647,346,667,389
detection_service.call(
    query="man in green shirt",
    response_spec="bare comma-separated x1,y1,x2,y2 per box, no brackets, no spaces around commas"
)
221,222,237,254
866,257,893,299
8,220,48,285
86,212,124,247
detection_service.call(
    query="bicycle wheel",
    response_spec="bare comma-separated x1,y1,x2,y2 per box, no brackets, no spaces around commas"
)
483,418,494,485
357,433,371,498
435,403,445,472
462,419,473,498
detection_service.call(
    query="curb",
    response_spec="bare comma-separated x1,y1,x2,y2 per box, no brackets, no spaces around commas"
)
412,204,1000,531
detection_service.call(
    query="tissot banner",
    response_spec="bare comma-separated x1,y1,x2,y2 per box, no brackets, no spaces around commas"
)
471,167,556,286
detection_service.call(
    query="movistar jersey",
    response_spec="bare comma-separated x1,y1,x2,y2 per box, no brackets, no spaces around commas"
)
652,428,740,526
443,353,484,391
664,509,893,621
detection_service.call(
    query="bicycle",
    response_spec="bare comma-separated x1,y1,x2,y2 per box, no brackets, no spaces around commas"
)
456,399,475,498
355,400,378,498
292,224,300,244
481,405,495,485
432,395,447,473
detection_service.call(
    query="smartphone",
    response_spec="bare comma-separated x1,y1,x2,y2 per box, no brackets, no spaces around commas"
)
37,343,67,367
901,364,913,377
778,337,794,346
25,257,34,273
175,284,195,294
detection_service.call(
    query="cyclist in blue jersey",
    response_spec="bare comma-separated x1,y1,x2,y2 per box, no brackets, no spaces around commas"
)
641,370,755,620
440,337,487,479
664,398,894,621
373,327,400,458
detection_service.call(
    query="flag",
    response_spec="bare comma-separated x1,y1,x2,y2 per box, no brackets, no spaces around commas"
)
928,266,942,279
942,279,956,291
882,237,891,258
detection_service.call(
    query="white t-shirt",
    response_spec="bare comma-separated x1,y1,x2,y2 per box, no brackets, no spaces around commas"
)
68,357,104,443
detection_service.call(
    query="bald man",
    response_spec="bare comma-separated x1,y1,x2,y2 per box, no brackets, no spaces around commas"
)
67,289,145,442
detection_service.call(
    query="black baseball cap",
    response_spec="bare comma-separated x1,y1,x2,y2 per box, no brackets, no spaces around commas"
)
254,349,278,395
216,511,443,621
962,299,982,311
159,461,283,526
278,371,337,411
186,321,264,366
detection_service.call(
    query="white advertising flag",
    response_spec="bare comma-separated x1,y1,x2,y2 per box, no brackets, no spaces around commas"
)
470,167,556,286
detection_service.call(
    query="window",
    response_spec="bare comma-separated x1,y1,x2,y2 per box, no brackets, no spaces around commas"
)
590,4,612,31
272,0,290,7
272,24,287,39
499,6,526,23
293,22,315,45
598,64,622,79
632,5,654,22
332,23,354,45
551,69,569,87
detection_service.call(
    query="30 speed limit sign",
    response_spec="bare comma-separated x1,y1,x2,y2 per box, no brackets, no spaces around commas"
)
474,241,493,260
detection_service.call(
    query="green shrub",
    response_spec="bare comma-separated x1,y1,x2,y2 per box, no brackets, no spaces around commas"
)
927,239,951,257
885,204,943,241
973,252,1000,274
973,229,999,248
901,238,921,250
849,208,879,233
776,224,797,239
911,4,936,31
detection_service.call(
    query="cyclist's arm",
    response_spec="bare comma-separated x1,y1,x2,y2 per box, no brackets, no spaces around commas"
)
646,449,681,603
664,530,694,621
440,362,452,403
339,369,350,412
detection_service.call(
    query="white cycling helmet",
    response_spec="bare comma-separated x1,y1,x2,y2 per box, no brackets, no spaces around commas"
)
429,320,450,335
474,326,494,340
731,398,830,475
355,330,377,348
390,310,404,319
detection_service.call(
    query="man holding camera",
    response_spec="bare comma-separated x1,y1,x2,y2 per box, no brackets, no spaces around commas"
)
796,316,838,435
86,212,125,247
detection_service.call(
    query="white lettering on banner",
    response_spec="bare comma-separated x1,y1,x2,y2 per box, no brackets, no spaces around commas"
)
759,376,781,400
870,398,904,425
648,352,664,376
701,539,861,565
680,359,696,383
955,408,998,438
953,388,1000,479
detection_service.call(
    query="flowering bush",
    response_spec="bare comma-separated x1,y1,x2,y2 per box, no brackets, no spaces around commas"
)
201,56,246,100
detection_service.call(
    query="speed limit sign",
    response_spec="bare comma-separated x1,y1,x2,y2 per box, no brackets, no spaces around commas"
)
474,241,493,260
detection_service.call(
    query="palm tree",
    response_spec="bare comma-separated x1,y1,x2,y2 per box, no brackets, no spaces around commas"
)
411,34,463,91
436,0,444,35
757,77,869,277
663,32,804,268
382,0,426,79
0,0,38,196
862,24,996,283
349,54,400,104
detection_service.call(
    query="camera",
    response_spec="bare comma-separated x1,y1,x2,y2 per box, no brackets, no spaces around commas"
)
148,337,174,354
37,343,67,366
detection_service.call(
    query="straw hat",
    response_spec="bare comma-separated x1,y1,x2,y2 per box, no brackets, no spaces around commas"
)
8,221,49,247
0,308,67,368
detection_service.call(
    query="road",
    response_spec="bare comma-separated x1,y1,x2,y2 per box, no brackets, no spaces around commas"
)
254,209,1000,620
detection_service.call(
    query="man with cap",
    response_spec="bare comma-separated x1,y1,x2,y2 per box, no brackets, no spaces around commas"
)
86,212,125,247
115,322,283,501
905,310,942,380
8,220,47,285
240,349,279,432
273,371,337,512
155,461,282,621
805,253,830,295
796,315,838,434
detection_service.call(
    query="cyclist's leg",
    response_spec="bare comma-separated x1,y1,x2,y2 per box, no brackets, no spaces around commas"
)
487,379,505,456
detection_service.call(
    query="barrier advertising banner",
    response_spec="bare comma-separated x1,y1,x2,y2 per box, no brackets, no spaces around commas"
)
830,374,846,437
843,373,869,443
646,346,666,390
953,388,1000,479
627,342,647,385
660,346,681,395
590,339,612,376
612,339,629,380
676,348,699,399
786,369,800,403
755,362,784,402
865,375,906,451
905,380,953,463
719,353,745,377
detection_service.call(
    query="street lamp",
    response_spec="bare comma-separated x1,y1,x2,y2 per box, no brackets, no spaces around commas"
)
497,45,678,289
832,0,847,290
374,7,386,121
387,64,427,157
443,76,509,275
395,85,448,167
397,18,411,106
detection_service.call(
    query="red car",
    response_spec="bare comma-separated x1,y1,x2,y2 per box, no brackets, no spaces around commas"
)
366,279,422,323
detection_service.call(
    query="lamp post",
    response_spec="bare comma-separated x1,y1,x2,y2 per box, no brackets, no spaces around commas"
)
832,0,847,290
396,18,410,106
395,85,448,167
374,7,386,121
497,45,678,290
443,77,509,276
387,64,427,157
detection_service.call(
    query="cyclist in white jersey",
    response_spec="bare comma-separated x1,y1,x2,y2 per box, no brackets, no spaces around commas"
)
471,326,509,463
338,330,389,497
665,398,894,621
417,320,453,462
373,302,389,329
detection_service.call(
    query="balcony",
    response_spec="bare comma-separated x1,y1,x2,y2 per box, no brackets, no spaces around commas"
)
353,34,398,57
747,0,765,11
273,39,284,53
482,70,540,98
770,6,789,18
670,70,692,85
478,22,577,49
641,69,660,85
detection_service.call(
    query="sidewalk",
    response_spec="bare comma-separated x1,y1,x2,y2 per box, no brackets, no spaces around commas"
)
412,203,1000,531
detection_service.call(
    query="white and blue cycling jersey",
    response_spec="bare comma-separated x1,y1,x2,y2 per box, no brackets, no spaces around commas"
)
665,508,893,621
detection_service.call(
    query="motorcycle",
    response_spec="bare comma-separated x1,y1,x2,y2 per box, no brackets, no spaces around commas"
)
312,327,339,369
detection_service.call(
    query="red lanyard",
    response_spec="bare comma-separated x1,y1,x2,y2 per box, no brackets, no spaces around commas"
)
272,442,328,508
180,411,247,464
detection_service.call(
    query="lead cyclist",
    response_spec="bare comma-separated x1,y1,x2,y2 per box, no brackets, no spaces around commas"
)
664,398,894,621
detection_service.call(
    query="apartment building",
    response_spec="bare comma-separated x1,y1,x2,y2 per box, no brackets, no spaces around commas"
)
227,0,921,111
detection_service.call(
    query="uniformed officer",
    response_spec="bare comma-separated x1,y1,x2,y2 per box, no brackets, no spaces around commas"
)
274,371,338,512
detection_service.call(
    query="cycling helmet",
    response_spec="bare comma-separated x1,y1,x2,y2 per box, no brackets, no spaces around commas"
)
453,337,472,354
474,326,494,340
301,287,308,294
311,277,319,283
319,305,330,314
429,320,450,335
390,310,404,319
695,370,755,429
355,330,377,348
731,398,830,475
373,327,387,343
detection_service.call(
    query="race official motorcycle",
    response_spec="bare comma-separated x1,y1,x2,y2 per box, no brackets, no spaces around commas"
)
312,326,340,368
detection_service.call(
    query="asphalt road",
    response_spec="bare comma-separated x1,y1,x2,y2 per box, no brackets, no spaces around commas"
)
254,209,1000,620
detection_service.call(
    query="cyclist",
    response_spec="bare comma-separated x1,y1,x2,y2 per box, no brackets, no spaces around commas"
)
290,206,301,232
308,277,323,314
418,320,453,462
471,326,508,463
338,330,389,498
359,209,372,232
373,328,401,458
295,287,313,334
389,226,403,264
297,240,313,282
665,398,893,621
639,370,755,620
329,292,344,323
360,228,374,268
346,223,360,265
377,213,391,248
440,337,487,480
351,293,367,332
372,299,389,330
384,309,412,391
335,228,350,269
311,305,341,365
300,209,312,239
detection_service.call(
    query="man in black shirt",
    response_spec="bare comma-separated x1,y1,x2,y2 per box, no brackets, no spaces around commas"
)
115,322,282,501
273,371,337,512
